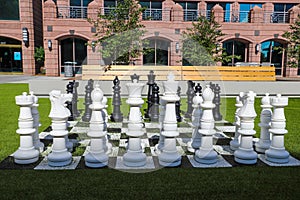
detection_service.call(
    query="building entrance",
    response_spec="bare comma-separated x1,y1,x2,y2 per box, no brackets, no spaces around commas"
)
0,37,22,72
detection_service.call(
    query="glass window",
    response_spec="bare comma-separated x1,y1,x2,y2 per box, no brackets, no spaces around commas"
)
140,1,162,20
222,40,246,66
0,0,19,20
206,2,231,22
178,2,198,21
239,3,262,23
70,0,92,6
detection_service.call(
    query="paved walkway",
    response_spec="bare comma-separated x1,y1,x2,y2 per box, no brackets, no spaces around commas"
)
1,75,300,96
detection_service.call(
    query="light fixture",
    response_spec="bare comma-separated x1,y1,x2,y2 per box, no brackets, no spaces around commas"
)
216,43,221,51
255,44,261,54
91,40,96,52
175,42,180,53
48,40,52,50
22,27,29,45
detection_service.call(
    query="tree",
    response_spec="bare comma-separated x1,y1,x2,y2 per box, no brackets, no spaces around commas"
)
282,15,300,68
88,0,146,66
181,15,235,66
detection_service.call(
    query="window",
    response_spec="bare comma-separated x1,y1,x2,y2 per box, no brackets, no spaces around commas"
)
222,40,247,66
206,2,231,22
0,0,19,20
177,2,198,21
143,38,170,66
239,3,262,23
272,4,296,23
68,0,92,18
140,1,162,20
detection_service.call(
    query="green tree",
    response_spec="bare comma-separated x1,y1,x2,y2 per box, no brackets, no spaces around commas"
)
282,15,300,68
88,0,146,66
181,15,235,66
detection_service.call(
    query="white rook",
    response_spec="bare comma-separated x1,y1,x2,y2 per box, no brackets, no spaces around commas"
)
265,94,289,163
13,92,39,164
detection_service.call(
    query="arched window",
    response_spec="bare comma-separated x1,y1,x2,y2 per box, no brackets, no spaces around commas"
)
60,37,87,75
222,40,248,66
143,38,170,66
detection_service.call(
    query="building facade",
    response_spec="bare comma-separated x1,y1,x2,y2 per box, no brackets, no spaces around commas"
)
0,0,299,77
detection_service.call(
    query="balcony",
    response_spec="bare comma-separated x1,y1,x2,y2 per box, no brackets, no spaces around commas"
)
264,12,290,23
184,10,198,21
57,6,88,19
142,9,163,21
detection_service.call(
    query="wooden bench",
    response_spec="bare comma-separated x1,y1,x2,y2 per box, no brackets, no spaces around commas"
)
82,65,276,81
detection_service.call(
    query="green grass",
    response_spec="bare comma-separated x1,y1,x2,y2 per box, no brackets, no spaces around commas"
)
1,83,300,199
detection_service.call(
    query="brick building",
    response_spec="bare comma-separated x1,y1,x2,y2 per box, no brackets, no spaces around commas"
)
0,0,300,77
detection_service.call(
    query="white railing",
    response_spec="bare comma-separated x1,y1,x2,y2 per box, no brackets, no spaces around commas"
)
142,9,163,21
57,6,88,19
184,10,198,21
264,11,290,23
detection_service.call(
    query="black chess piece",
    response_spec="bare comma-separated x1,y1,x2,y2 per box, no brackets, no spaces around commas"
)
185,80,195,119
111,76,123,122
195,83,202,94
130,73,140,82
72,81,80,119
82,79,94,122
176,86,182,122
150,83,159,122
145,70,156,119
66,81,74,121
213,84,222,121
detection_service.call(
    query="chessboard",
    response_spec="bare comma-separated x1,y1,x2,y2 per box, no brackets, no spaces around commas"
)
1,118,300,171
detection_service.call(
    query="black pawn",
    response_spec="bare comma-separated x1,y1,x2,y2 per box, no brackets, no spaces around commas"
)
150,83,159,122
66,81,74,121
130,73,140,82
213,84,222,121
185,80,195,119
82,79,94,122
111,76,123,122
145,70,156,119
72,81,80,119
176,86,182,122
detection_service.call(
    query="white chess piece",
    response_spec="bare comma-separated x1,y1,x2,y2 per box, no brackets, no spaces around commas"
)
230,92,244,151
30,91,44,153
101,96,112,154
47,90,73,167
194,85,218,164
255,93,272,153
123,78,147,167
187,89,202,153
13,92,39,164
85,84,109,168
234,91,258,165
265,94,289,163
155,98,166,154
158,73,181,167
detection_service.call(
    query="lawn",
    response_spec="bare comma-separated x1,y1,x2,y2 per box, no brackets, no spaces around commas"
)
0,83,300,199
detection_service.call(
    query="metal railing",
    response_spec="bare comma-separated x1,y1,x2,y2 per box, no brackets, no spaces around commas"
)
184,10,198,21
57,6,88,19
264,11,290,23
142,9,163,21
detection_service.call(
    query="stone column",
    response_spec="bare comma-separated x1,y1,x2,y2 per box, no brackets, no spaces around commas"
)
13,92,39,164
265,94,289,163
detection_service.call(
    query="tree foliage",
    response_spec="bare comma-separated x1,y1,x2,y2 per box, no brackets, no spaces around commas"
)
181,15,235,66
88,0,146,65
282,15,300,68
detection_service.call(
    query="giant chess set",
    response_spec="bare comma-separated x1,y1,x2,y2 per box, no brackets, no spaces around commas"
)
1,71,300,171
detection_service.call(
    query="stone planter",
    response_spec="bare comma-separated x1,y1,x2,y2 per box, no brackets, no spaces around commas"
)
285,67,298,77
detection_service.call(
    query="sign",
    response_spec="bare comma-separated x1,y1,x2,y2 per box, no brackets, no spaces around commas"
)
14,52,21,61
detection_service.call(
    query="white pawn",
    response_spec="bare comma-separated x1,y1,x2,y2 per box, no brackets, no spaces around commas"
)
30,92,44,153
230,92,244,151
123,79,147,167
13,92,39,164
47,90,73,167
85,84,109,168
158,73,181,167
265,94,289,163
255,93,272,153
234,91,258,165
194,85,218,164
187,87,202,153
